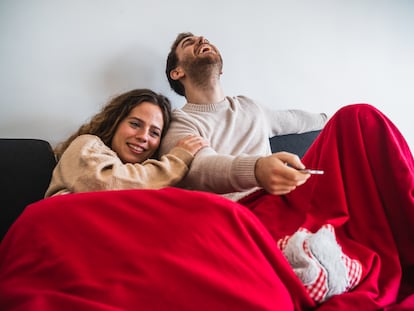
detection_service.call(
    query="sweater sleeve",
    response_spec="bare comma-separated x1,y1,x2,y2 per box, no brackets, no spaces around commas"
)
261,105,328,136
159,114,261,194
45,134,193,197
177,147,261,194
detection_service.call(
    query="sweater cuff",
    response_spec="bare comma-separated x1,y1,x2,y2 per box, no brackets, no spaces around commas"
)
168,147,194,166
231,155,262,190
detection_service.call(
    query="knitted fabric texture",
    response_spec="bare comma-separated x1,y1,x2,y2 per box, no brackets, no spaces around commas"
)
277,224,362,303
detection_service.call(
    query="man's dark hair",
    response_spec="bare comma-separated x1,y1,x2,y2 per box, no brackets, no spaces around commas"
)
165,32,193,96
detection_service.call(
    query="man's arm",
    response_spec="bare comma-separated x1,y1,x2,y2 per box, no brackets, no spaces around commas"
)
182,147,261,193
160,122,261,193
261,105,328,136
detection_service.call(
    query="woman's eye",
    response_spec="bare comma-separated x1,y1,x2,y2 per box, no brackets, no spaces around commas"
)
151,131,161,138
129,121,140,128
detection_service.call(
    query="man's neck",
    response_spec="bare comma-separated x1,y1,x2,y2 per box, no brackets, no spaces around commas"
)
184,82,225,105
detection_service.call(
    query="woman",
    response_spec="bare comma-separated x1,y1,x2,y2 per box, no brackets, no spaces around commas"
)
45,88,208,197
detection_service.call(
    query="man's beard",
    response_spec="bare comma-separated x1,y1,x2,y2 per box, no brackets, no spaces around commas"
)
181,54,223,88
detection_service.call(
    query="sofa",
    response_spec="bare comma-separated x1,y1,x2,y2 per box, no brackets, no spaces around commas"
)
0,131,320,241
1,129,414,310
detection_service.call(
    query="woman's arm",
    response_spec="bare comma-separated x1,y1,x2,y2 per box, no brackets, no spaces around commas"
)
45,135,197,197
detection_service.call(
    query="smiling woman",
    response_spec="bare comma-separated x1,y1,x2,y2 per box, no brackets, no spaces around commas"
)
44,88,208,197
111,102,164,164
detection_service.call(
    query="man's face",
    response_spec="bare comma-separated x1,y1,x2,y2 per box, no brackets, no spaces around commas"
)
175,35,223,76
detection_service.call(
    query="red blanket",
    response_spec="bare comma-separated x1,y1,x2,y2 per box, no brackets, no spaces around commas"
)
240,104,414,310
0,188,312,311
1,104,413,310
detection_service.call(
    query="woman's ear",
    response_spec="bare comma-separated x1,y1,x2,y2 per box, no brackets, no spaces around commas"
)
170,67,184,81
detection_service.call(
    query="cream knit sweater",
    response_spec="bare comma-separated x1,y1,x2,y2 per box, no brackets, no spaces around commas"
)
159,96,327,201
45,134,194,197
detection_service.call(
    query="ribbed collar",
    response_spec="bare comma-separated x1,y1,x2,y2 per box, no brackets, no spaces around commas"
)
182,97,229,112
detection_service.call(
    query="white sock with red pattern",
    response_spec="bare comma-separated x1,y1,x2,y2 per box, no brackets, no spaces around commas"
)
277,224,362,303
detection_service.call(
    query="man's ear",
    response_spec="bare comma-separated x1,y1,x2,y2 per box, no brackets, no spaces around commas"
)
170,67,184,81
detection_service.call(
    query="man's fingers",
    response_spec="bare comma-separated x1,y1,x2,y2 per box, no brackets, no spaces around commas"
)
275,151,306,170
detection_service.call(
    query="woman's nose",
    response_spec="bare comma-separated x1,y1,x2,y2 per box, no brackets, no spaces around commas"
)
135,129,148,142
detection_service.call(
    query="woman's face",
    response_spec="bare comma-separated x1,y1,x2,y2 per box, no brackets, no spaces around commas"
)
111,102,164,163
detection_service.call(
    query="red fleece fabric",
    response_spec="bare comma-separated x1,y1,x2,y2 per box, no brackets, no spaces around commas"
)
240,104,414,310
0,104,413,310
0,188,311,311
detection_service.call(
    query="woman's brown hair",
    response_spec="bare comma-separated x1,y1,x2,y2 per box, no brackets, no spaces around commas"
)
54,88,172,159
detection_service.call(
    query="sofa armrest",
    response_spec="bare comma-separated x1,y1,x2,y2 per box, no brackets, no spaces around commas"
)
0,139,57,240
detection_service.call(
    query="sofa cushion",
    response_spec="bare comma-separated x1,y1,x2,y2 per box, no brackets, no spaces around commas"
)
269,130,320,158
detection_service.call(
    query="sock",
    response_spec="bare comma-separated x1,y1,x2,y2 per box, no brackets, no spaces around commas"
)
277,224,362,303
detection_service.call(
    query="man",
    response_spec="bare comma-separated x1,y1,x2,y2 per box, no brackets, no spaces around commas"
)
159,32,414,307
160,32,327,201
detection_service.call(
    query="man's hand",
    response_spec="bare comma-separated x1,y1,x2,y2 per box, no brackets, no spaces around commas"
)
254,152,311,195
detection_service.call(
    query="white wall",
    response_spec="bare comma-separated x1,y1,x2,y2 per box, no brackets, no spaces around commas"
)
1,0,413,151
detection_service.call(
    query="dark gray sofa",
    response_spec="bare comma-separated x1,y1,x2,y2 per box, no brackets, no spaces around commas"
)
0,130,320,241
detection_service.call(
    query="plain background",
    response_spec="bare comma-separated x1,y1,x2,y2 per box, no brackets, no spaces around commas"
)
1,0,413,151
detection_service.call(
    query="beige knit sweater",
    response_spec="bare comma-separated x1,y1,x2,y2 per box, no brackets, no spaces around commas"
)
45,134,194,197
159,96,328,201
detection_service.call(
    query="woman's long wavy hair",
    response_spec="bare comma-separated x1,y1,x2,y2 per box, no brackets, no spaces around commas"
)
54,89,172,160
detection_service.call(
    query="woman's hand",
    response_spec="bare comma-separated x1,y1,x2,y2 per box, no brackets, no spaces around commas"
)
175,135,209,156
254,152,311,195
